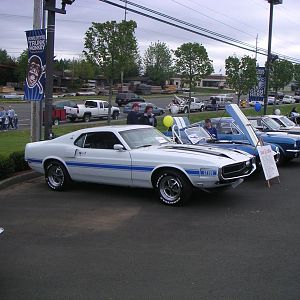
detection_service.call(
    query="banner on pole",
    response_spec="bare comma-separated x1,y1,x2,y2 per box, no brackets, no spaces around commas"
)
249,67,265,102
24,29,46,101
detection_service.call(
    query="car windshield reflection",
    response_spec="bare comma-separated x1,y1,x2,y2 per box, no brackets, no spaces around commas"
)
120,128,169,149
263,117,281,130
279,116,295,127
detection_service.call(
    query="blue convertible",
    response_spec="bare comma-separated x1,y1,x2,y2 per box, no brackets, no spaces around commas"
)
164,117,280,167
195,117,300,164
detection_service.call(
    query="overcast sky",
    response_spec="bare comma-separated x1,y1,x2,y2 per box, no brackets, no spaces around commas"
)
1,0,299,73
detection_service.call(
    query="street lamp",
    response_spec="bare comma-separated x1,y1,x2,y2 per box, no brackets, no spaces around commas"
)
263,0,283,115
44,0,75,140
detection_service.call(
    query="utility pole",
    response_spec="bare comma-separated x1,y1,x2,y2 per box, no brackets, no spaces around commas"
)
255,34,258,63
44,0,75,139
263,0,282,115
124,0,128,21
31,0,43,142
44,0,56,140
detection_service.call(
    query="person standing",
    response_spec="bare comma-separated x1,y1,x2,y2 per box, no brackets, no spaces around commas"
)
7,105,15,129
139,105,157,127
127,102,141,125
0,106,6,130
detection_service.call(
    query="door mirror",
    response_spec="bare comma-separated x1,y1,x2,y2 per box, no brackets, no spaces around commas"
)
113,144,125,151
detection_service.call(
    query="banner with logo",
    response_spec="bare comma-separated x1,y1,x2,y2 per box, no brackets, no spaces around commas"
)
24,29,46,101
248,67,265,102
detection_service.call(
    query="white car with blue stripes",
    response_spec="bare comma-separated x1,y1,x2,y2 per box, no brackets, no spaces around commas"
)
25,125,256,206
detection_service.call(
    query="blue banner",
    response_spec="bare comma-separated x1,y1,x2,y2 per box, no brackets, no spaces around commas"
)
249,67,265,102
24,29,46,101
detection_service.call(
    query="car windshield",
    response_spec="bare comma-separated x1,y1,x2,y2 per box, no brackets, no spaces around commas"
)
263,117,281,130
120,128,170,149
278,116,295,127
184,127,211,144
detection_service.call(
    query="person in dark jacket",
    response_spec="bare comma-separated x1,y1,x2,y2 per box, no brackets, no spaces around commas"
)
138,105,157,127
203,118,218,139
127,102,141,124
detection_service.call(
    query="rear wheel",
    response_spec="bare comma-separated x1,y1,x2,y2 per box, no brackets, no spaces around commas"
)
154,169,192,206
112,111,119,120
45,161,70,191
83,114,91,122
183,107,188,114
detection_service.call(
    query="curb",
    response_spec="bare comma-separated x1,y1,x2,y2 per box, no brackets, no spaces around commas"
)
0,171,42,190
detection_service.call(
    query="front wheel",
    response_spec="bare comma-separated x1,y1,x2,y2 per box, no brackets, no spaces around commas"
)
154,170,192,206
183,107,188,114
45,161,71,191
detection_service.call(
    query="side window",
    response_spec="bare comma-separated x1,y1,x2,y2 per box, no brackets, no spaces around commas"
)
98,102,103,109
83,132,122,149
74,134,86,148
85,101,97,108
103,102,109,108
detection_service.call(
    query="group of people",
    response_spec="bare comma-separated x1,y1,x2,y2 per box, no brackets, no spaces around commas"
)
126,103,157,127
0,106,18,131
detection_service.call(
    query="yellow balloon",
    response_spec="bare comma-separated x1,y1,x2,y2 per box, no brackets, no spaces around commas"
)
163,115,174,128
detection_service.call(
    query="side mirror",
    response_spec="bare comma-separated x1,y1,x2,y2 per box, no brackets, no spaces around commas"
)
113,144,125,151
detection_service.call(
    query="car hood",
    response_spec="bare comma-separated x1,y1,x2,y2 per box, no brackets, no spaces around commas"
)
133,143,253,166
226,104,260,147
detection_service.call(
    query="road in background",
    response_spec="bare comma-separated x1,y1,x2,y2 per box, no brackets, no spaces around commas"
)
3,93,235,130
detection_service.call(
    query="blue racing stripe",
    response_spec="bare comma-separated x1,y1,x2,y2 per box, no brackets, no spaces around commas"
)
65,161,154,172
27,158,43,164
185,169,200,176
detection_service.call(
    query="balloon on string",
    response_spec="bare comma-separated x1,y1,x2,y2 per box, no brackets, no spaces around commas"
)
274,108,281,115
163,115,174,128
254,102,262,112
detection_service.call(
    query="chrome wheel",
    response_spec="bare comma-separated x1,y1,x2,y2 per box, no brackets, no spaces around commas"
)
159,175,182,203
45,161,70,191
47,164,65,189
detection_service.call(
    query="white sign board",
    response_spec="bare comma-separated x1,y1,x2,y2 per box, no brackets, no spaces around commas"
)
257,145,279,181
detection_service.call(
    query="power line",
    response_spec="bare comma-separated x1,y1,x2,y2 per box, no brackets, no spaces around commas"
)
99,0,300,64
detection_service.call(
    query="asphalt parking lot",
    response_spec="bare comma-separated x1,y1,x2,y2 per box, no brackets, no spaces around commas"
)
1,161,300,300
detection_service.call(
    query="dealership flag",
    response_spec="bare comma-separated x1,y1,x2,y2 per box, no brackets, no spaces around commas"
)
24,29,46,101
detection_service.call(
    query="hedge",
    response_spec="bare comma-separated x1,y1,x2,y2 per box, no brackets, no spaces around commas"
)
0,151,30,180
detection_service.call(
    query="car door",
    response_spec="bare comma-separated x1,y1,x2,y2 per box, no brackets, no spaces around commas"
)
69,131,132,186
103,101,109,116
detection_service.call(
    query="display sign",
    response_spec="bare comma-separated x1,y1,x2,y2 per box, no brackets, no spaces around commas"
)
249,67,265,103
24,29,46,101
257,145,279,182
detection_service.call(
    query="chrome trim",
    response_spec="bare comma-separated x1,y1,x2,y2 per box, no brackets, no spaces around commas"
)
219,160,256,181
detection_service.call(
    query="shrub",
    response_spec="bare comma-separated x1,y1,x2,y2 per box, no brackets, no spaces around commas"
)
0,151,30,180
9,151,30,172
0,155,15,180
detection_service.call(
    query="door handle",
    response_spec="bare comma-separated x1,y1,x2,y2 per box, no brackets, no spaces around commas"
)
78,151,86,155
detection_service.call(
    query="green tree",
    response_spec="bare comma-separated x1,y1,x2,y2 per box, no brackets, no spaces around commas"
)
269,59,294,93
15,49,28,83
294,64,300,87
174,43,213,116
144,41,173,85
0,49,16,85
83,20,138,124
73,59,96,80
225,55,257,104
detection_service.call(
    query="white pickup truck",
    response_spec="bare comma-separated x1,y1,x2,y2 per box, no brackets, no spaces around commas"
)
64,99,120,122
168,95,205,114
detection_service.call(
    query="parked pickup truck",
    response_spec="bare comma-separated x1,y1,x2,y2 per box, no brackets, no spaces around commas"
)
167,95,205,113
64,99,120,122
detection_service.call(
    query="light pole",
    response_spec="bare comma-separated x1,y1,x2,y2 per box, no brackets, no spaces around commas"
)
263,0,282,115
44,0,75,140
